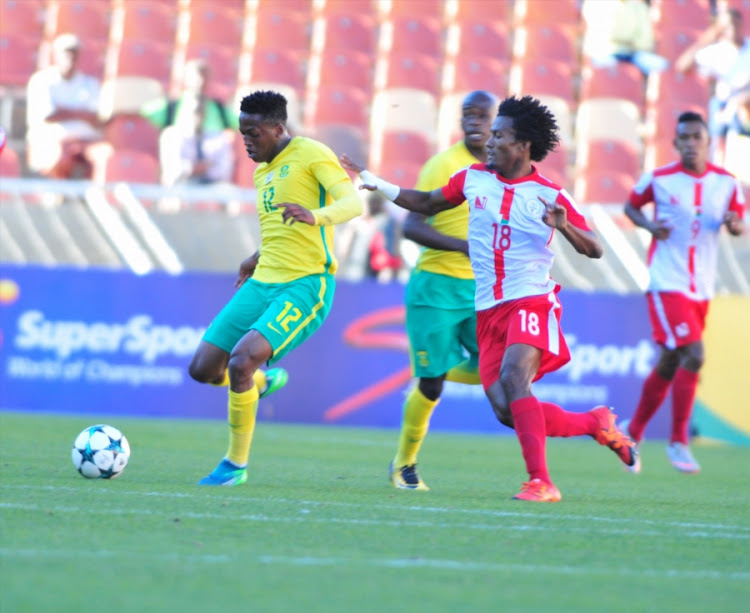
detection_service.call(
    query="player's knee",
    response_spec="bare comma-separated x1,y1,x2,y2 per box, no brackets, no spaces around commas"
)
188,359,214,384
418,377,443,401
498,364,530,399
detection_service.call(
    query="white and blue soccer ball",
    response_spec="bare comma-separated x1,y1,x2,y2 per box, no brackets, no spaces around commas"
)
71,425,130,479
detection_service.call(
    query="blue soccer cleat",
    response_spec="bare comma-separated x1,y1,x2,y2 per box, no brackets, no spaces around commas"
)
198,458,247,486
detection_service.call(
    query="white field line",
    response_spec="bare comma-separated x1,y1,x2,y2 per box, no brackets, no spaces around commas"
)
1,501,747,541
0,547,747,581
2,484,748,535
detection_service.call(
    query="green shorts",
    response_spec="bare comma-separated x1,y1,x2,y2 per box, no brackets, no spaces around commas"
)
202,273,335,365
405,270,478,378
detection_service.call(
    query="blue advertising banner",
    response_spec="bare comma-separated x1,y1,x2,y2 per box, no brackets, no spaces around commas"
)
0,265,673,438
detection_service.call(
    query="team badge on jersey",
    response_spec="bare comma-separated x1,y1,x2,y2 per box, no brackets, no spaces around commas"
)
525,198,543,218
280,165,290,178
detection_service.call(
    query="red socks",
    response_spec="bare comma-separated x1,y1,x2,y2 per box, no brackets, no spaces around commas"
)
509,396,550,484
671,368,698,444
541,401,598,437
629,369,672,442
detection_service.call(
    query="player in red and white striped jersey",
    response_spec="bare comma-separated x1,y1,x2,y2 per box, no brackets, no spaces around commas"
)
623,111,745,474
342,95,637,502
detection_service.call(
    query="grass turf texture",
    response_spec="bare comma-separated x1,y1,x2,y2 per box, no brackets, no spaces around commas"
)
1,411,749,613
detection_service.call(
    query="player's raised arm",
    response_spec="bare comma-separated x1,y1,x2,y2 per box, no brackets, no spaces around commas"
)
340,154,454,217
540,196,603,259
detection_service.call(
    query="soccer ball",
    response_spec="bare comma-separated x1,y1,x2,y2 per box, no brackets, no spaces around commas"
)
71,424,130,479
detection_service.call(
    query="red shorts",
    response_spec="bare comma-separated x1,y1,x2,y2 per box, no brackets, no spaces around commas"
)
476,289,571,391
647,291,709,349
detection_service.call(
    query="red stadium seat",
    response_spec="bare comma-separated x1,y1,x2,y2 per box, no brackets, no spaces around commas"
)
653,0,712,31
377,161,422,189
37,36,107,79
250,48,306,92
576,98,643,152
311,48,373,93
93,148,160,184
644,137,678,170
186,4,245,48
376,52,441,96
655,26,703,62
183,43,240,100
253,0,311,17
313,123,368,163
508,59,576,104
452,0,513,22
116,1,178,45
574,170,633,205
579,62,645,109
306,85,370,134
314,13,377,54
0,0,46,37
646,71,711,109
371,131,434,174
512,24,578,64
514,0,580,25
45,0,111,42
449,20,511,60
0,35,39,86
382,0,445,21
379,16,442,57
542,141,569,180
444,55,509,95
576,139,642,178
252,6,310,52
0,145,22,177
108,40,174,85
317,0,378,19
104,115,160,157
644,99,706,140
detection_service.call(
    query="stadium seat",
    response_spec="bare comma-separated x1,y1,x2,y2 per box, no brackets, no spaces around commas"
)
538,95,575,148
728,0,750,24
576,98,643,152
447,20,511,60
182,43,240,100
107,39,174,86
574,170,633,205
579,62,645,109
370,88,437,138
253,0,311,16
655,26,703,62
377,161,423,190
450,0,513,22
644,99,706,141
311,13,377,54
0,35,39,87
436,91,468,151
249,48,306,93
252,5,310,52
317,0,378,19
305,85,370,134
508,59,576,104
310,48,372,93
186,4,245,48
114,0,178,46
99,76,165,119
576,139,642,178
512,24,578,64
646,71,711,109
378,16,443,57
513,0,580,25
541,141,569,183
45,0,111,42
103,115,160,157
380,0,446,21
375,52,441,96
443,55,509,95
0,145,21,177
371,131,435,175
644,137,677,170
92,148,160,184
313,123,368,164
653,0,712,31
0,0,46,37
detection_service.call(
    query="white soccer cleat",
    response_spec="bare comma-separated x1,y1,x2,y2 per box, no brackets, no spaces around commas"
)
666,442,700,474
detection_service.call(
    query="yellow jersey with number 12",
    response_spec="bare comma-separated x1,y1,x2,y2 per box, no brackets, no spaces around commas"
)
414,141,477,280
252,136,352,284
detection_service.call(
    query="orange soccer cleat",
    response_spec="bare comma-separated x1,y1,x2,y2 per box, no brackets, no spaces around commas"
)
590,406,637,467
512,478,562,502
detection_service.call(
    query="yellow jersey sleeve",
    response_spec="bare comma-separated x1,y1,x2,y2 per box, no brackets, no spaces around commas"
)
252,137,355,283
413,141,477,279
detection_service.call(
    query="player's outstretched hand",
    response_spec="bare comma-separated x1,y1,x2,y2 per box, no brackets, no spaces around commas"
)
539,196,567,229
235,252,259,287
278,202,315,225
340,154,376,191
724,211,744,235
650,218,672,240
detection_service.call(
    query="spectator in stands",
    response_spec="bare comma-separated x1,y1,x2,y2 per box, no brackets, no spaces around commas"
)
341,95,637,502
189,90,362,487
586,0,668,76
621,111,745,475
142,59,235,186
676,8,750,162
388,90,495,491
25,33,104,179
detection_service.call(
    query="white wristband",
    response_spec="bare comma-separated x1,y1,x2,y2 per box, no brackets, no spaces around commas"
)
360,170,400,202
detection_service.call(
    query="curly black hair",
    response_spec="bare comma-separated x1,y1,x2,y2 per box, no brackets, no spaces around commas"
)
239,90,288,125
497,95,560,162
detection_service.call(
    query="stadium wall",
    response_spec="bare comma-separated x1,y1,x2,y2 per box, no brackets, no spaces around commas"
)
0,265,747,444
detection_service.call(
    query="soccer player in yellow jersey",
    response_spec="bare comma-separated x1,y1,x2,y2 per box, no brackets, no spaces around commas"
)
390,91,497,490
188,90,363,485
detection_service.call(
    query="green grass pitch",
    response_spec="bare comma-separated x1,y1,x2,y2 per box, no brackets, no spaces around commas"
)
1,411,749,613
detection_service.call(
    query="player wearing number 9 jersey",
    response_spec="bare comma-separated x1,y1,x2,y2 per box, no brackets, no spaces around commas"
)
341,95,637,502
189,90,362,486
622,111,745,475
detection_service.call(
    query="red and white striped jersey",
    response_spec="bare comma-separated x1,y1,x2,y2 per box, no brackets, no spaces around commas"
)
629,161,745,300
442,164,591,310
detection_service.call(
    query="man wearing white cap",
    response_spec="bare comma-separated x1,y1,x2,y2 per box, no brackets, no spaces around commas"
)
26,33,104,178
